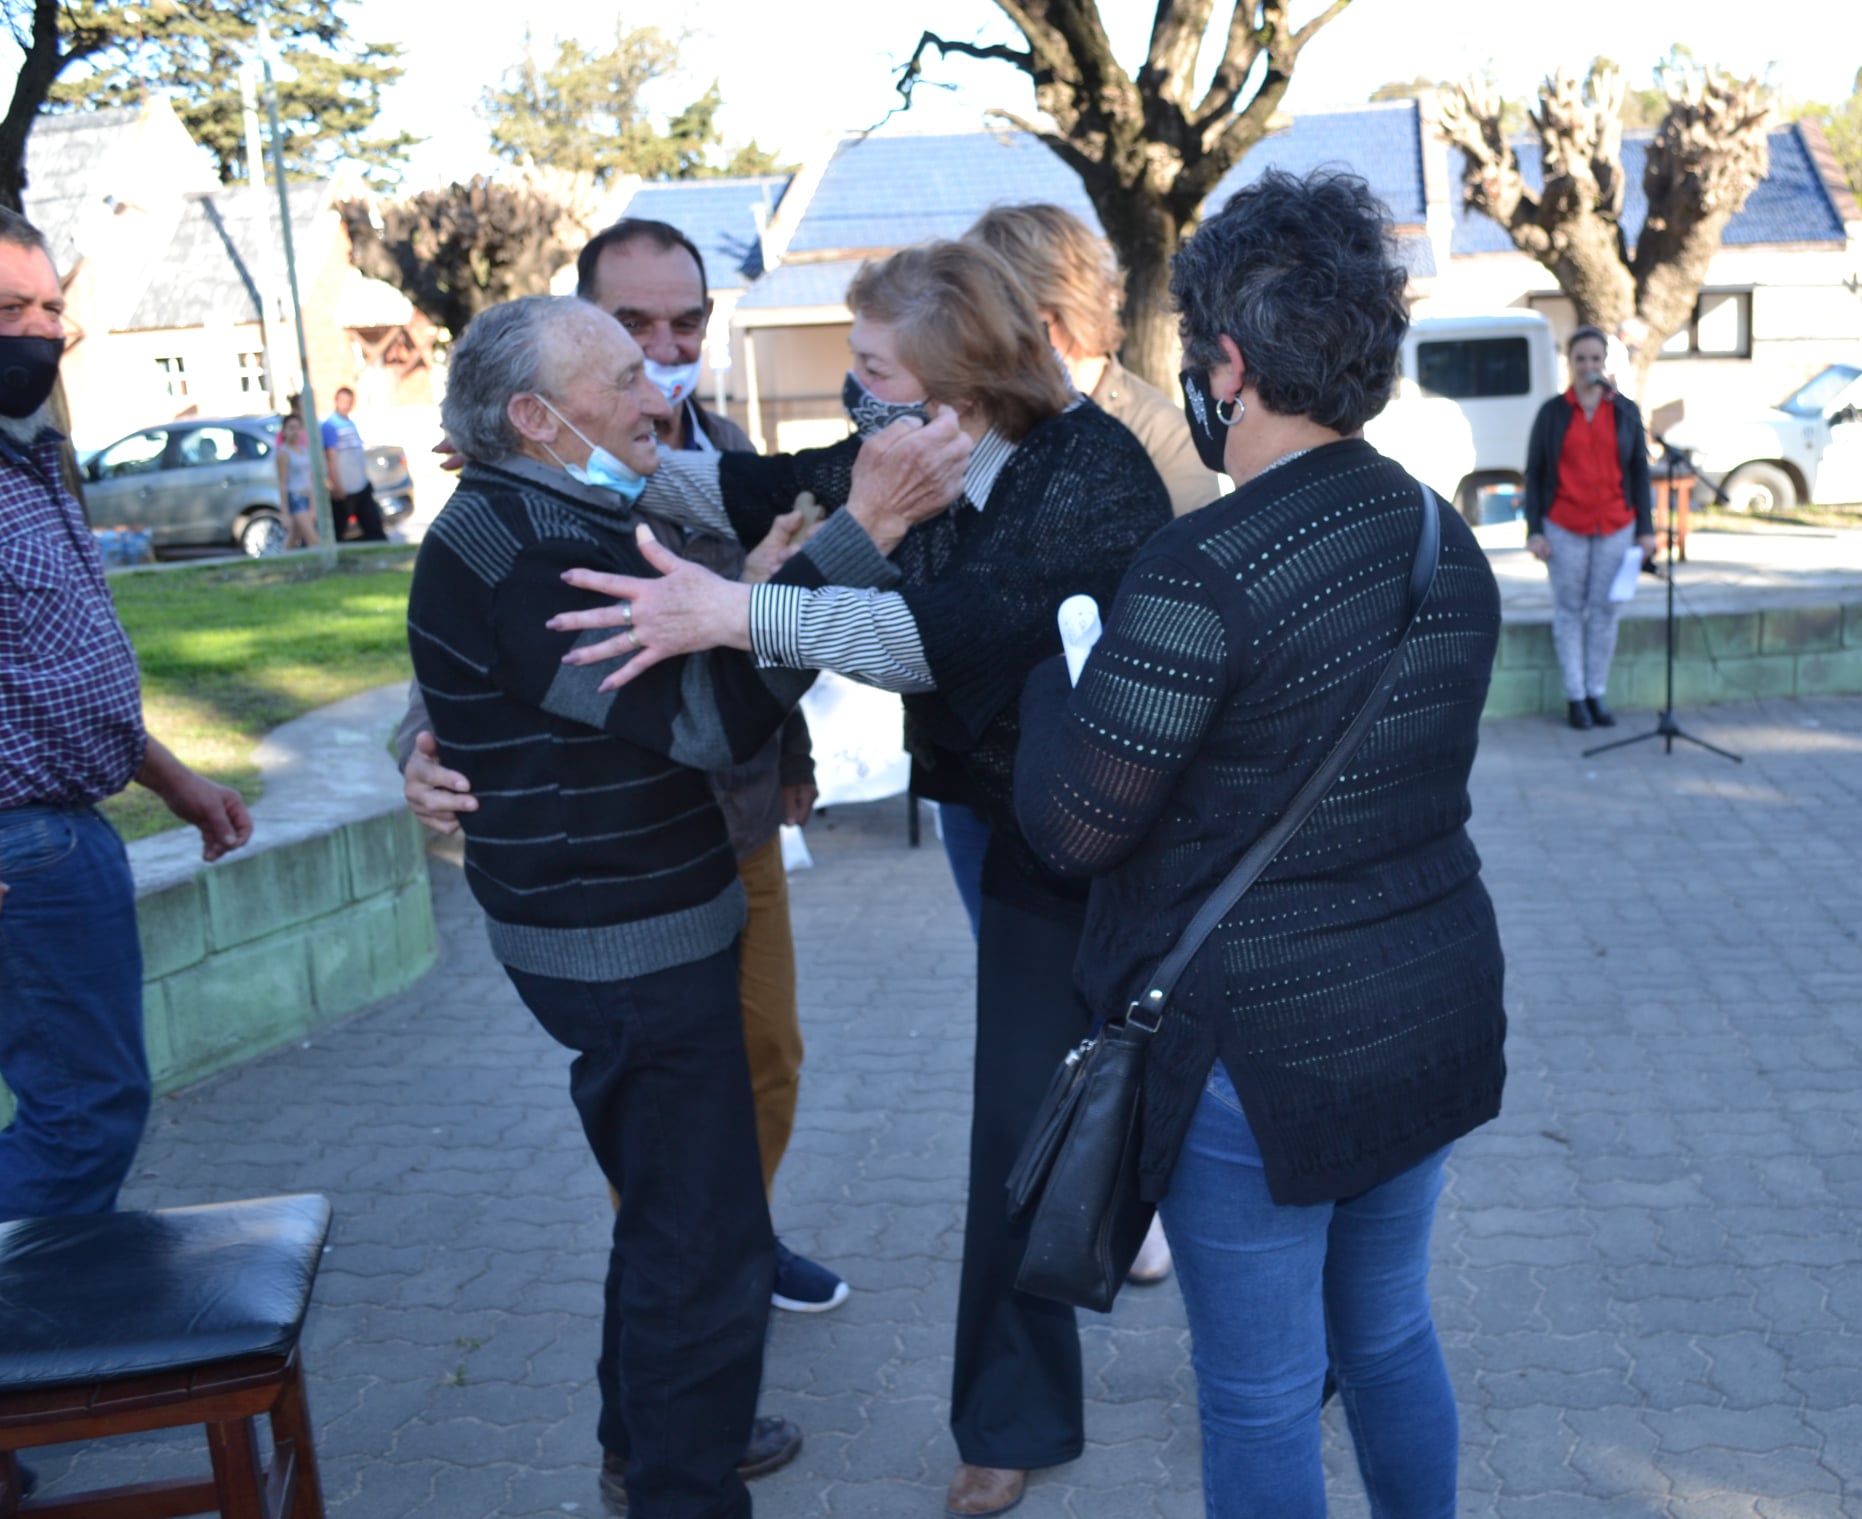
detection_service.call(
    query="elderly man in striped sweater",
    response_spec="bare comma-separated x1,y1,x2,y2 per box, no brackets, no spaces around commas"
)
406,293,968,1519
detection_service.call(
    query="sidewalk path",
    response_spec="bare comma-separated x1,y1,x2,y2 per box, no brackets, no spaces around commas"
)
27,697,1862,1518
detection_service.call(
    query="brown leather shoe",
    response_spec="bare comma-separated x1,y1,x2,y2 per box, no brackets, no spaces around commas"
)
946,1464,1027,1516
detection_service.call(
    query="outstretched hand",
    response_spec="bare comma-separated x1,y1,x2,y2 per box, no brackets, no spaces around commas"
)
845,408,973,555
550,525,754,693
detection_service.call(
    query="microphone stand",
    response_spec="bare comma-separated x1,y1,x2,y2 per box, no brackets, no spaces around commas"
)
1584,434,1742,763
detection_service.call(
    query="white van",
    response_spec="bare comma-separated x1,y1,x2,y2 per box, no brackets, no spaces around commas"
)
1364,312,1559,522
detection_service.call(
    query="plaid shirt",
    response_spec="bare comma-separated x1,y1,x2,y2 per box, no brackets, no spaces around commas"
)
0,432,147,808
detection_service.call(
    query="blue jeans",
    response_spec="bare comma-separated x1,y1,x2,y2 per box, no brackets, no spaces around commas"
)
507,943,772,1519
937,801,991,940
1159,1062,1457,1519
0,805,149,1221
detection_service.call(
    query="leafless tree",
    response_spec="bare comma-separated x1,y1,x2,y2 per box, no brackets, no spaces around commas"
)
893,0,1352,387
1440,61,1774,395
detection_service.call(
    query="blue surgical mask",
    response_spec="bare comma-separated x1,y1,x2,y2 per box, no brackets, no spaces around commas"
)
644,358,703,407
536,396,649,505
842,370,930,437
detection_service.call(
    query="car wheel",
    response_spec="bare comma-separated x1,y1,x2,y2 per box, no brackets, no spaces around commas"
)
1723,462,1797,515
239,512,288,557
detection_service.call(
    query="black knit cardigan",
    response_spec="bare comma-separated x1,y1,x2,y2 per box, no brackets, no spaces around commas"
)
718,402,1173,894
1014,439,1508,1206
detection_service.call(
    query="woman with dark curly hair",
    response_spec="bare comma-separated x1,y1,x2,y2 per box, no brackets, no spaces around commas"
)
1013,169,1509,1517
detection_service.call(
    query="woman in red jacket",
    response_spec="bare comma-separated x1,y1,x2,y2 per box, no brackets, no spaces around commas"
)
1523,326,1659,729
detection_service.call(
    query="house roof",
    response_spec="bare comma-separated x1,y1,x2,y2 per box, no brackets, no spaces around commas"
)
1202,100,1428,224
611,175,792,289
1450,122,1846,256
735,257,868,313
123,181,328,331
780,101,1429,263
21,106,149,272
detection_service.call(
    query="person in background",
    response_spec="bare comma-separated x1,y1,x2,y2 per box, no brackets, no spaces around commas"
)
1013,168,1508,1519
1524,325,1657,730
0,207,253,1223
275,410,318,550
321,385,387,542
396,216,843,1321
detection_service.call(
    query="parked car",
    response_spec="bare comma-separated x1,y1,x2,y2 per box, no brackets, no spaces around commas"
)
1362,311,1560,522
1660,362,1862,512
81,415,415,557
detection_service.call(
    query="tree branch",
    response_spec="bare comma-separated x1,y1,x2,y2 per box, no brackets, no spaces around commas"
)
882,28,1036,130
0,0,70,210
1142,0,1219,112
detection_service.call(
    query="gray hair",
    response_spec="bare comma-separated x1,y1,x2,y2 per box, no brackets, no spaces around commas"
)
1171,169,1409,436
440,295,590,462
0,207,49,258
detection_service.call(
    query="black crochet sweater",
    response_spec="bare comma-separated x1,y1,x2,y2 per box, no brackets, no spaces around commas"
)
718,403,1173,895
1014,439,1508,1206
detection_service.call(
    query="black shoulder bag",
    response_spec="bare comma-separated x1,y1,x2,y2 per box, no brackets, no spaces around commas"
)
1007,484,1444,1312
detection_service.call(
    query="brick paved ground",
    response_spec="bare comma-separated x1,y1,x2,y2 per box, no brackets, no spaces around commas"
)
22,696,1862,1517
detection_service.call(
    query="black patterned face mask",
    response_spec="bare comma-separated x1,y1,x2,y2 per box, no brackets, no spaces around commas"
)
842,371,930,437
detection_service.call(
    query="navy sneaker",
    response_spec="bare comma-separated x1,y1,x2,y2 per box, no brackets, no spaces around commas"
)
772,1239,849,1313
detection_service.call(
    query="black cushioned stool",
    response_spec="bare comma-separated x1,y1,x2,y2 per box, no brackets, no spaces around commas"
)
0,1195,332,1518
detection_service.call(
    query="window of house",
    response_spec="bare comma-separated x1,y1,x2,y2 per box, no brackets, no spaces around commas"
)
237,351,268,394
155,356,188,398
1416,337,1531,399
1659,290,1752,359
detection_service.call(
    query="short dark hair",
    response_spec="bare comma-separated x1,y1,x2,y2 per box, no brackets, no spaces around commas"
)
1170,168,1410,435
335,385,355,400
576,218,709,304
0,207,50,258
1568,325,1608,355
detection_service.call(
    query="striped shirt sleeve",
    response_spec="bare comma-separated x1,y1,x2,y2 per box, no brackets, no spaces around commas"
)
747,584,935,693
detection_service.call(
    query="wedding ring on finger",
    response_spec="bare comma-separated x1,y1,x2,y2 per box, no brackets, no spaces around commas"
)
619,600,633,628
623,626,640,651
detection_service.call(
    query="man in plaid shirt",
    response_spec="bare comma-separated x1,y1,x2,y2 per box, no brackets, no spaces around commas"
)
0,208,252,1221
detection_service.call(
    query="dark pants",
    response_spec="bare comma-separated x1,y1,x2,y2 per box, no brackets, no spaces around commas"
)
950,882,1095,1469
507,945,773,1519
334,483,386,541
0,806,149,1221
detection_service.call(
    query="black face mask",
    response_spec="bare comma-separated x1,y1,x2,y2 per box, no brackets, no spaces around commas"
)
1179,367,1232,474
0,334,62,420
842,370,930,437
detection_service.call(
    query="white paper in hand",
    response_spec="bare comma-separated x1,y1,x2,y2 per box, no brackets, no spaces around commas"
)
1057,594,1102,687
1608,544,1643,603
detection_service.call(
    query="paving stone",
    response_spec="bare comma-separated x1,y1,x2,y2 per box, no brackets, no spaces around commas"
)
28,696,1861,1517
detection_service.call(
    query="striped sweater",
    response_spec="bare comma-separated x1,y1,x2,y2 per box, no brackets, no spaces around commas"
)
406,456,811,982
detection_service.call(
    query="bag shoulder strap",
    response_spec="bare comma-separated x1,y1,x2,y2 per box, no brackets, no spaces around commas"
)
1129,483,1443,1029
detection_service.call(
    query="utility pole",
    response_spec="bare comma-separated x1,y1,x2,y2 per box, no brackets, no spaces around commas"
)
236,58,284,413
258,20,336,568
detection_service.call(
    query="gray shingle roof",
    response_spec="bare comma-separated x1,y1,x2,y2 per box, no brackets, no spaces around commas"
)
20,106,148,272
735,257,868,312
614,175,791,290
122,181,328,331
779,102,1430,263
1450,123,1845,256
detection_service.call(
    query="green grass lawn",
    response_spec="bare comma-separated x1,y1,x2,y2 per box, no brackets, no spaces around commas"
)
103,548,415,842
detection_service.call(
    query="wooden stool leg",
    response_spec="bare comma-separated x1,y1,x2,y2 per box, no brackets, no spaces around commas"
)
268,1355,326,1519
206,1416,268,1519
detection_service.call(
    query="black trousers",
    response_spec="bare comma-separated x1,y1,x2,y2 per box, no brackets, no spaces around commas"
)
334,483,387,540
508,944,772,1519
951,883,1095,1469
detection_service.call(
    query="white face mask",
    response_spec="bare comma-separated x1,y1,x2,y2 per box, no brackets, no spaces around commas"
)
535,396,649,505
644,358,703,407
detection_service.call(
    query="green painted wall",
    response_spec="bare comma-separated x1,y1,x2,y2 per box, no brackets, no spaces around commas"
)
1481,601,1862,719
0,810,435,1123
